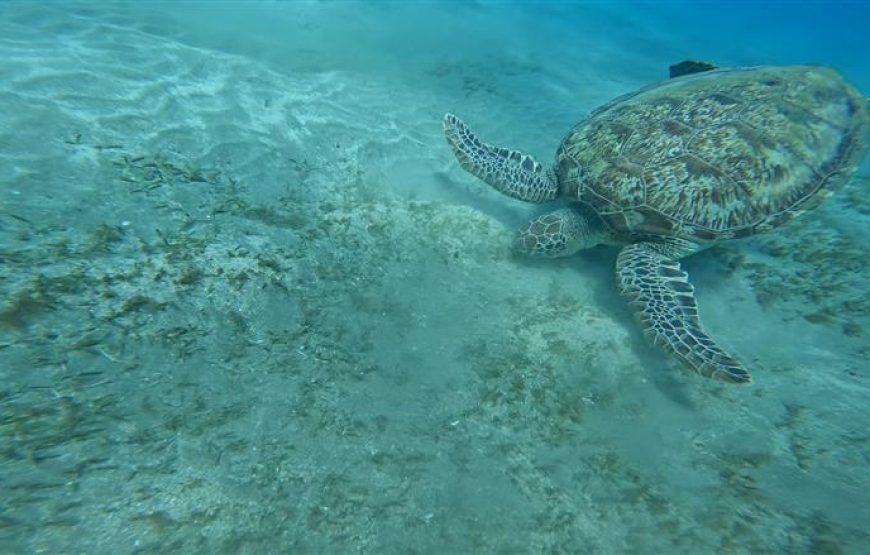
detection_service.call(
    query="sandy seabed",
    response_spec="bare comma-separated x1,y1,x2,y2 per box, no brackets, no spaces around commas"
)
1,4,869,553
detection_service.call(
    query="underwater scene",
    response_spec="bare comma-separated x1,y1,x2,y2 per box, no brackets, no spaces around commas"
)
1,2,869,553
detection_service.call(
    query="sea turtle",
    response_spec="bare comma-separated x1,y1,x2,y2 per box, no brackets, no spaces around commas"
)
443,63,869,383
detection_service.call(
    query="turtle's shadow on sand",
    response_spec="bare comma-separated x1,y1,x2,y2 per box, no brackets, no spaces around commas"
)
453,184,731,409
577,247,702,410
521,245,739,410
435,169,541,231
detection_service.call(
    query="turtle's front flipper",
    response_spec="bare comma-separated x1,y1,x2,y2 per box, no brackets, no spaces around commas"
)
616,242,751,383
443,113,558,203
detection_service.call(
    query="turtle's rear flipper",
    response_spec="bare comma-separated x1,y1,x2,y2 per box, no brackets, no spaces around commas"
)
443,113,558,203
616,241,751,383
669,60,719,78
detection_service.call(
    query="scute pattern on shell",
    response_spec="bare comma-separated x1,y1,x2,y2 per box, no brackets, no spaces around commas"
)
557,66,869,242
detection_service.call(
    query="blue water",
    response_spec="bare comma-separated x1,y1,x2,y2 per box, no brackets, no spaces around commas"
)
1,2,868,553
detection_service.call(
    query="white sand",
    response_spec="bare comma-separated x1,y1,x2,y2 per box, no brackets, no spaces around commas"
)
1,3,868,553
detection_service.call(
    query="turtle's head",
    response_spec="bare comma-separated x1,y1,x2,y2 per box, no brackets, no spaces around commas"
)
514,208,607,258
